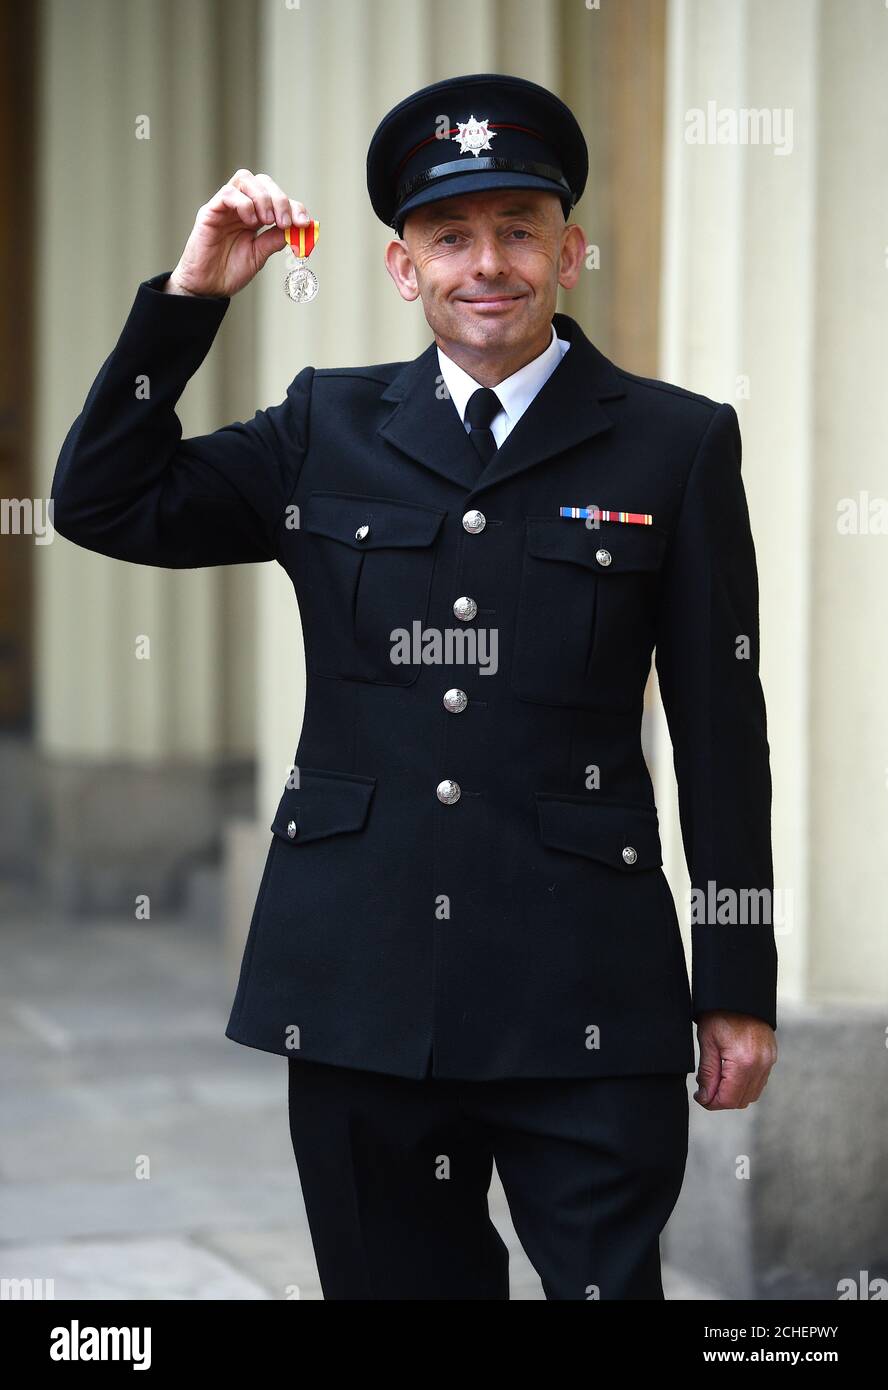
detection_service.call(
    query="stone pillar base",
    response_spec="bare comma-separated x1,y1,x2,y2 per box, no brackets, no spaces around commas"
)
38,754,255,918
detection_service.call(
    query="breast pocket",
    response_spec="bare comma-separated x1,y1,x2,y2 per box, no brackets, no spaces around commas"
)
301,492,446,685
510,517,667,712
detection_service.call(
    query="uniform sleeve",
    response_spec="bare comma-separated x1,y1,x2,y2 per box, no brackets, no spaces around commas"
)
49,271,313,568
654,402,778,1030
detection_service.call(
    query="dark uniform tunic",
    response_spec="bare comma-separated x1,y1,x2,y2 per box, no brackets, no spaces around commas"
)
50,271,778,1083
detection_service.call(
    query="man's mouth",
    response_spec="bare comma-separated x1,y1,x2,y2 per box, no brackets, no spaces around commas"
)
455,293,527,311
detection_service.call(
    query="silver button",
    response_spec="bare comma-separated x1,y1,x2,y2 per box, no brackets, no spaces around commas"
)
355,523,370,542
621,845,637,865
462,509,486,534
595,548,612,567
443,688,468,714
453,596,478,622
436,779,461,804
287,820,298,839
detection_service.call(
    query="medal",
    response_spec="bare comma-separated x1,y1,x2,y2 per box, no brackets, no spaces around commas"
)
283,219,320,303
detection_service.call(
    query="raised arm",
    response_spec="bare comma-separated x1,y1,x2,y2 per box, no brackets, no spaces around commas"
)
50,171,314,568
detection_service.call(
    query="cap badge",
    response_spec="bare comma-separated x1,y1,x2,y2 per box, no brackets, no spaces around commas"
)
454,116,496,156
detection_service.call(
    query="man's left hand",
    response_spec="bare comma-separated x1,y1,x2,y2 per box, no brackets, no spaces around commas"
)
694,1011,778,1110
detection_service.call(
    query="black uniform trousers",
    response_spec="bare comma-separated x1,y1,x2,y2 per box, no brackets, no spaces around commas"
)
287,1054,689,1300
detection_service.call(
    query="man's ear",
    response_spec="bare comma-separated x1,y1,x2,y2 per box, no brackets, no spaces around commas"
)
384,238,421,302
557,222,588,292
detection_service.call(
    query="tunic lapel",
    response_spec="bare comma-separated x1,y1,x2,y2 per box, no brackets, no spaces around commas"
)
376,312,626,494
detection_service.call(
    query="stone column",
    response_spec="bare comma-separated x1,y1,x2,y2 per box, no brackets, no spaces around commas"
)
655,0,888,1297
34,0,262,912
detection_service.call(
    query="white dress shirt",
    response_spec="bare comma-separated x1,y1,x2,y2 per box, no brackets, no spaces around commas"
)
436,323,571,448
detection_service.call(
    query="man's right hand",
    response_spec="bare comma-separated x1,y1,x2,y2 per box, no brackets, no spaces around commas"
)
164,169,311,298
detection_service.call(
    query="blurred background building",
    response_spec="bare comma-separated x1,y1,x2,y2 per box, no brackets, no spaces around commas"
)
2,0,886,1299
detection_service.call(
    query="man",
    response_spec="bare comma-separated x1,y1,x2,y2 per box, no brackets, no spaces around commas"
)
51,73,778,1300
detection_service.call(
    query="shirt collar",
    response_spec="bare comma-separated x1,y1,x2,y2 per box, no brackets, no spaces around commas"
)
436,323,570,428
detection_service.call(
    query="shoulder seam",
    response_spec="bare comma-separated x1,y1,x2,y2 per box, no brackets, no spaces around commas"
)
679,401,734,499
662,402,733,563
614,367,721,410
313,367,405,383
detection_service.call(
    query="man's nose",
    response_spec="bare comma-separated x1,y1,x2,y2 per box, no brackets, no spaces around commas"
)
470,233,512,278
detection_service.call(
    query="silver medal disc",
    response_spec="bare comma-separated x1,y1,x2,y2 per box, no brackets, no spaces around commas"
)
284,265,319,303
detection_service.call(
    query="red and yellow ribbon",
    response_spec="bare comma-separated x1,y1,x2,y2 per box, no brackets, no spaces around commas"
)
284,220,320,258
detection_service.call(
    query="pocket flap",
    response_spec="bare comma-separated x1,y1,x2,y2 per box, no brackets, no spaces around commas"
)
525,517,667,573
534,794,663,870
303,492,446,550
271,767,377,844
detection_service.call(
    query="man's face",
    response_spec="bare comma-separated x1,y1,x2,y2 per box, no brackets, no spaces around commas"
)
384,188,586,363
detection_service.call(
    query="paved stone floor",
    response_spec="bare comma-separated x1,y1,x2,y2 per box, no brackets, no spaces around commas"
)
0,885,721,1301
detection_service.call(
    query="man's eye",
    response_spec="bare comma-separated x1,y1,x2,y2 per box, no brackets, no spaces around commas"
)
439,233,462,245
509,229,531,239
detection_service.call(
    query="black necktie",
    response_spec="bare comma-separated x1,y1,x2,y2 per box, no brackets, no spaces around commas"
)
465,387,502,468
